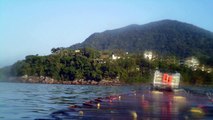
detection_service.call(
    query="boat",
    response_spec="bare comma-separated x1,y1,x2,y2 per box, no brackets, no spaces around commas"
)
151,70,181,91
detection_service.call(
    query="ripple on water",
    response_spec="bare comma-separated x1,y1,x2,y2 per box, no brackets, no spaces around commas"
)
0,82,144,119
1,82,212,119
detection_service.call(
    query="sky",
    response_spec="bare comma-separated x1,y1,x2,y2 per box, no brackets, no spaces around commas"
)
0,0,213,67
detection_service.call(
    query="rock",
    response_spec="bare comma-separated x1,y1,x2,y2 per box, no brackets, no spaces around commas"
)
21,75,28,79
40,76,45,80
17,75,122,86
91,80,98,85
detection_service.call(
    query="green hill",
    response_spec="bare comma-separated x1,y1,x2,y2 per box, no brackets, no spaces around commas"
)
70,19,213,65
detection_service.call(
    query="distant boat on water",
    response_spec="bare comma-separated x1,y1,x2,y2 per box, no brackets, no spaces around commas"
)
151,70,181,91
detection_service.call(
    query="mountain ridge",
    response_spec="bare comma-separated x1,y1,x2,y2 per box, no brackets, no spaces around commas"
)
70,19,213,60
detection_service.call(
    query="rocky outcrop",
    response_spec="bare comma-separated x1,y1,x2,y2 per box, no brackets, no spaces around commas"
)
18,75,122,86
98,79,121,86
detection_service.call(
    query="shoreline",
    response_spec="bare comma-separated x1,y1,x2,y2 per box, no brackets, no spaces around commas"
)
7,75,123,86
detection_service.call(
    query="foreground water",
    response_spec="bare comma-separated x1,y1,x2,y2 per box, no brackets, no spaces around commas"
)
0,82,145,119
0,83,213,120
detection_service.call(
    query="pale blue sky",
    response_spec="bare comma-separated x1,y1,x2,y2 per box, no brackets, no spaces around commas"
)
0,0,213,67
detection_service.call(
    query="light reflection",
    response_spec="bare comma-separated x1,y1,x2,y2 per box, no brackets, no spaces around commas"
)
79,110,84,116
190,107,205,118
173,96,185,100
118,96,121,100
130,111,137,120
173,96,186,104
151,91,163,95
140,91,189,119
190,107,204,114
97,103,100,109
141,94,144,101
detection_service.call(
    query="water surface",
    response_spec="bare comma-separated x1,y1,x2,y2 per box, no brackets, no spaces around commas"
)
0,82,143,119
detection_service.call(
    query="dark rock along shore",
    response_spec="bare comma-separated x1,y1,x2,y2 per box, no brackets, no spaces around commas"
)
13,75,122,86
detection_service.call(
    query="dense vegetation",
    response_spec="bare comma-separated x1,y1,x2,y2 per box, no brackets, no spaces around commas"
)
1,20,213,85
70,20,213,66
7,48,213,85
9,48,151,83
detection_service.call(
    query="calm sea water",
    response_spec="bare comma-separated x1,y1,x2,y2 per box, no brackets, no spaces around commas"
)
0,82,144,120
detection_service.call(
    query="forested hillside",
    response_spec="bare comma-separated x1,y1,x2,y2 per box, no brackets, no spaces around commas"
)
7,48,213,85
70,20,213,65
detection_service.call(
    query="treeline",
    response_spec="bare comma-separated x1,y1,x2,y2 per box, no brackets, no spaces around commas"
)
9,48,151,83
9,48,213,85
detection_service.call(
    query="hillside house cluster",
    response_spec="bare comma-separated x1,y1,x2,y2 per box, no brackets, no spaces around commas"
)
144,51,157,61
184,57,199,70
143,50,212,73
75,49,80,53
112,54,121,60
144,51,153,60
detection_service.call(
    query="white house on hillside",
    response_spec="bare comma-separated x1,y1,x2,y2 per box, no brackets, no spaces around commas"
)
144,51,153,60
184,57,199,70
75,49,80,53
112,54,120,60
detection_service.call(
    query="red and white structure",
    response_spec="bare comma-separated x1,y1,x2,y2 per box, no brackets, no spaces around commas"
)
153,70,180,90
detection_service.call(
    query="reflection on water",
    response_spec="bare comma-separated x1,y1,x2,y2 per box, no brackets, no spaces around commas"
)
48,88,213,120
0,82,212,119
141,91,187,119
0,82,144,119
49,90,213,119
